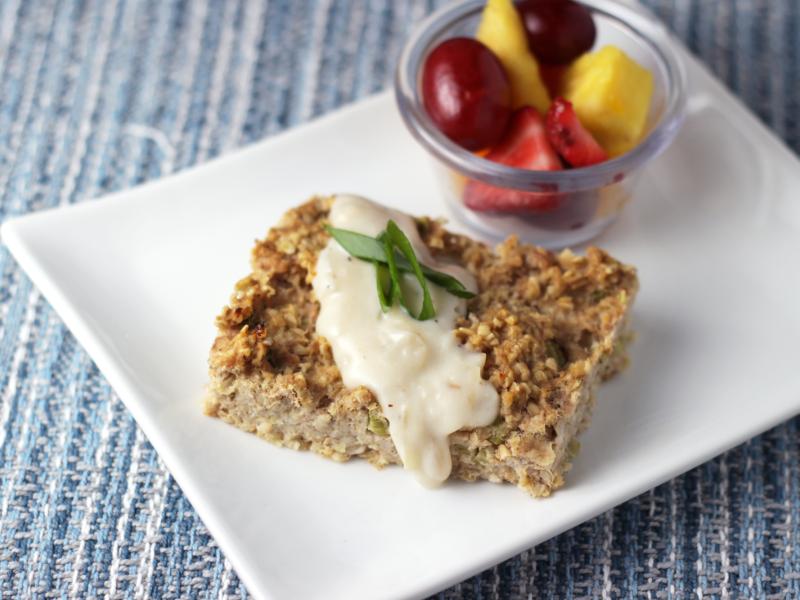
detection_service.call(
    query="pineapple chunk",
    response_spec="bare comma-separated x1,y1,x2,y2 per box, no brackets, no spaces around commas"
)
477,0,550,113
563,46,654,157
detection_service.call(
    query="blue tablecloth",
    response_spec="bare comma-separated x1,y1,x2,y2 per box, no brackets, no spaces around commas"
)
0,1,798,597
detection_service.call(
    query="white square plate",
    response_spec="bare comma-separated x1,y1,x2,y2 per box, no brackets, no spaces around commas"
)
3,34,800,600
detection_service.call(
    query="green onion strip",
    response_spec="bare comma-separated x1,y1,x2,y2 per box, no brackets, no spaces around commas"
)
325,222,475,321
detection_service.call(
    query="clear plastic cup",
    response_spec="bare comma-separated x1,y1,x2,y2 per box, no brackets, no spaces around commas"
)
395,0,687,248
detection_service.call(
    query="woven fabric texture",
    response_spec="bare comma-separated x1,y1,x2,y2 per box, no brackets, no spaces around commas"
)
0,0,798,598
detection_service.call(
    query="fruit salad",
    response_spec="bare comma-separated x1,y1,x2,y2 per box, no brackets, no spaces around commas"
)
421,0,655,214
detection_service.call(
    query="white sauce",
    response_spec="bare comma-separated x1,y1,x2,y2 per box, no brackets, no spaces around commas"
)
312,195,499,487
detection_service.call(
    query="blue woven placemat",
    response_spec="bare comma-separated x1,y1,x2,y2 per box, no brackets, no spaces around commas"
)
0,1,798,597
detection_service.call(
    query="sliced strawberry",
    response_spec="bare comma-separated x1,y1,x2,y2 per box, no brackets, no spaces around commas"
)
545,97,608,167
464,107,562,214
463,181,561,213
484,107,562,170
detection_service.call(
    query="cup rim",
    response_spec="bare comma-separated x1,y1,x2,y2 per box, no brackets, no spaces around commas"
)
394,0,688,193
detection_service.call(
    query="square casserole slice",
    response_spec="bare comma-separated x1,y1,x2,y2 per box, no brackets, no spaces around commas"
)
205,196,638,497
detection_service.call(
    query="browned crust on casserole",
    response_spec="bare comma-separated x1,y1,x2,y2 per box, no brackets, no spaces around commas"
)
205,196,638,497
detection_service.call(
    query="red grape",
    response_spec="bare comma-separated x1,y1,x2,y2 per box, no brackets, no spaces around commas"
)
538,64,567,97
516,0,597,65
421,37,512,151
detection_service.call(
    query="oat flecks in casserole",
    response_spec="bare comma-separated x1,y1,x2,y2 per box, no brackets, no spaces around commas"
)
205,196,638,497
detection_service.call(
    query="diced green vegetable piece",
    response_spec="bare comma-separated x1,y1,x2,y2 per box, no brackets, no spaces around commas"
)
489,424,509,446
545,339,568,369
367,411,390,437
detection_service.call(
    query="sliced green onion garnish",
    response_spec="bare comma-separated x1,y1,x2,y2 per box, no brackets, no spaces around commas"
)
325,221,475,320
